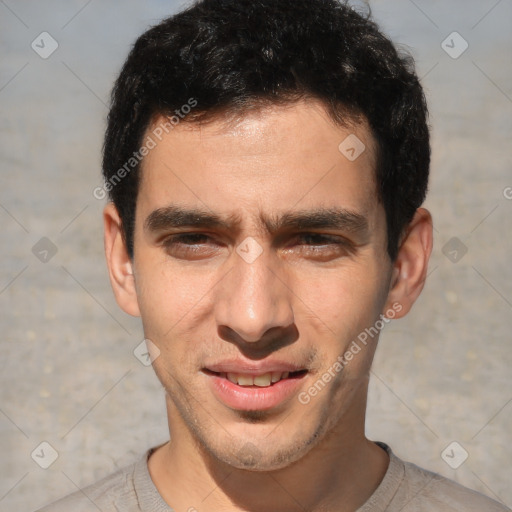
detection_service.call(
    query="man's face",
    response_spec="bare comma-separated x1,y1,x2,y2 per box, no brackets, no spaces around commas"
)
130,101,394,470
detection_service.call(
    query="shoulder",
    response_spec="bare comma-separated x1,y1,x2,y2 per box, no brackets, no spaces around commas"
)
34,460,139,512
396,456,510,512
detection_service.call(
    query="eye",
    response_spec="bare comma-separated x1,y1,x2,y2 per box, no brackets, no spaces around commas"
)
161,233,221,260
165,233,210,245
297,233,340,245
286,233,354,261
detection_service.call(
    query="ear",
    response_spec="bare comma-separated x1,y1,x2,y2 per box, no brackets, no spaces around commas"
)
382,207,433,319
103,203,141,317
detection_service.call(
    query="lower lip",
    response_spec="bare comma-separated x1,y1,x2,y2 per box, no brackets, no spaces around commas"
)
205,371,307,411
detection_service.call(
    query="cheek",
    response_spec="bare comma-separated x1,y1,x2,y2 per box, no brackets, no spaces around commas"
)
291,260,390,382
134,256,207,338
292,260,385,333
134,262,214,384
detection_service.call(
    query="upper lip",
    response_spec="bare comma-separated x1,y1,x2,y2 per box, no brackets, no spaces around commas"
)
204,358,307,375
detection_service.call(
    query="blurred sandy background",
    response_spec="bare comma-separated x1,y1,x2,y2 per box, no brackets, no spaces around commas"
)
1,0,511,510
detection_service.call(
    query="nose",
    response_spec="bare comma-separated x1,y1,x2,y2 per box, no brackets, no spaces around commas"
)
214,245,294,343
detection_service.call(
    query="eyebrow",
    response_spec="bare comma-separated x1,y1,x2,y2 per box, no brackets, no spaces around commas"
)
144,205,369,237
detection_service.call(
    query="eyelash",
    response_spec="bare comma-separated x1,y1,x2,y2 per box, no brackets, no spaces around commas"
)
161,232,352,259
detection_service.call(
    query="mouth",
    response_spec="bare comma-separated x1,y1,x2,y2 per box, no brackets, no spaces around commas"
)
202,368,309,411
203,369,308,387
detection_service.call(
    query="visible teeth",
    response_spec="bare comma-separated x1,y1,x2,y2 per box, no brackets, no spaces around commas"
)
223,371,292,387
237,375,254,386
253,374,272,387
271,371,282,383
226,372,238,384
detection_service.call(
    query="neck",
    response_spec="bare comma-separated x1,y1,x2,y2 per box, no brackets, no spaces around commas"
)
148,395,389,512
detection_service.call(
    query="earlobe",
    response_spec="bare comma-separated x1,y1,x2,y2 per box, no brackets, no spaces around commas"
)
383,208,433,319
103,203,141,317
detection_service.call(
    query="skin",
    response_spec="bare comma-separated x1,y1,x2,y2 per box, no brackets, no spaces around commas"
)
104,99,433,512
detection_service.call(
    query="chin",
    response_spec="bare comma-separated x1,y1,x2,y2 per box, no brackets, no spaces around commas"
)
205,429,319,472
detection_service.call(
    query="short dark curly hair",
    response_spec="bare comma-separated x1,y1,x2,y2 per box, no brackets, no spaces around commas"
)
102,0,430,261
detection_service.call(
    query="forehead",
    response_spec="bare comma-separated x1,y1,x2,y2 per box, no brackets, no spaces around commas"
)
137,100,381,229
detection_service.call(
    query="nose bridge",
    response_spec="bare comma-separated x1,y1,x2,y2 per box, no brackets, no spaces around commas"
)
215,246,293,342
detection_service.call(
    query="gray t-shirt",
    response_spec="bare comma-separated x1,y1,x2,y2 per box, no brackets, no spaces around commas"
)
34,443,510,512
